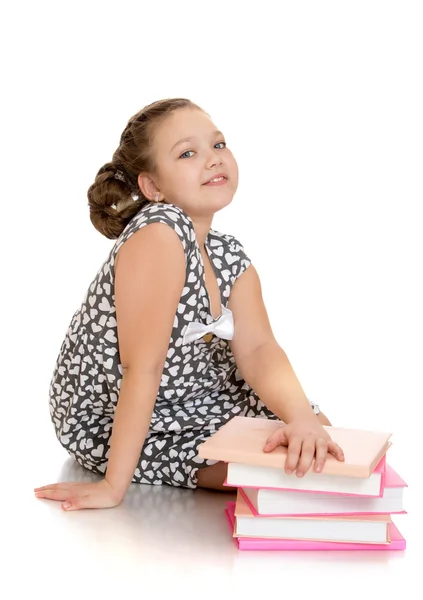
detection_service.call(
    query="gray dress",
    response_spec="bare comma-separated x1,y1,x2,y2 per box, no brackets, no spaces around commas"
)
49,201,320,489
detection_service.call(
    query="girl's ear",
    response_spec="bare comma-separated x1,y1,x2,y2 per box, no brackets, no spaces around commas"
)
138,172,160,201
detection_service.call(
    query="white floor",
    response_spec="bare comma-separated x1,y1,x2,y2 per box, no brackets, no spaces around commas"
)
3,2,421,597
2,406,418,600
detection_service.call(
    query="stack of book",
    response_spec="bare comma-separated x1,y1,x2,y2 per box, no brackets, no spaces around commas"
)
198,416,407,551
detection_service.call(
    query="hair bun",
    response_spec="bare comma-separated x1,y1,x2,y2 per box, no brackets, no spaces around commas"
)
114,169,126,183
87,161,141,239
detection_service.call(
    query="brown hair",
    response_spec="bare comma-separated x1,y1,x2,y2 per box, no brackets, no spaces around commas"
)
87,98,203,239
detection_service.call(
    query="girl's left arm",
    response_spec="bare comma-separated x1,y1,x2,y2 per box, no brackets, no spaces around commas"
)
228,264,318,422
228,265,343,475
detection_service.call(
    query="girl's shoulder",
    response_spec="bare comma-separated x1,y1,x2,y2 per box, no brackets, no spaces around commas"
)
113,202,196,259
207,225,250,263
208,227,248,252
207,228,251,283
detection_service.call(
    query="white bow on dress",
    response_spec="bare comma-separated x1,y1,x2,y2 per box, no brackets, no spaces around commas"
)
182,305,234,344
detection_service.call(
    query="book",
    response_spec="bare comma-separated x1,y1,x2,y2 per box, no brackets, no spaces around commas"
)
233,491,391,544
240,463,407,516
225,502,406,551
198,416,392,494
198,416,392,477
225,454,387,496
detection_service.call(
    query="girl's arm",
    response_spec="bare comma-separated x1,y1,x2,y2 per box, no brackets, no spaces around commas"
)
228,264,344,475
35,223,186,510
228,264,323,422
231,341,317,423
106,223,186,499
103,368,161,499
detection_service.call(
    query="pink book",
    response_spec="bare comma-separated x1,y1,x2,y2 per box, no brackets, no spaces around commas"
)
198,416,392,478
239,462,407,516
233,490,392,543
225,502,406,551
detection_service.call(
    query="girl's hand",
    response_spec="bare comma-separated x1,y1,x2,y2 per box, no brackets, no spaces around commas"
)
263,418,344,477
34,478,124,511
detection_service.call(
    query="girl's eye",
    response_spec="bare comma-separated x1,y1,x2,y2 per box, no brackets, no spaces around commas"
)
179,142,227,159
179,150,195,159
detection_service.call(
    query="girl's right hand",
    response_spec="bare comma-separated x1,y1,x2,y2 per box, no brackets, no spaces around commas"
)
34,478,124,511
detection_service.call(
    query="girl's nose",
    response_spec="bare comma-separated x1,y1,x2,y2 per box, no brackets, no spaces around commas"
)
206,149,223,169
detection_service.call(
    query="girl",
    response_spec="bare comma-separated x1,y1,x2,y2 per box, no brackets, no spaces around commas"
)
35,98,344,511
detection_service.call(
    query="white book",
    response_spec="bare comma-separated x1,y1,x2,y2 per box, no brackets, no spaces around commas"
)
235,492,392,544
226,459,385,496
242,477,405,516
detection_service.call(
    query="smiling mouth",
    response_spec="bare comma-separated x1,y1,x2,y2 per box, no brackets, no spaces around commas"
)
203,176,228,185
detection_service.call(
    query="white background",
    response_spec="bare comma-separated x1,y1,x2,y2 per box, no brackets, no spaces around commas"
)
2,1,422,597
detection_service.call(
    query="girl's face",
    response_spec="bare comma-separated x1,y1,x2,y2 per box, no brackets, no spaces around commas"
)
148,107,238,218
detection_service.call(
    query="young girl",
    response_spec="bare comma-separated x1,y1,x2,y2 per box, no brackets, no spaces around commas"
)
35,98,344,511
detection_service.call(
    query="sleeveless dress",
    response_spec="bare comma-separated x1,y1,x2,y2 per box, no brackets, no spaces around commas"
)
49,202,320,489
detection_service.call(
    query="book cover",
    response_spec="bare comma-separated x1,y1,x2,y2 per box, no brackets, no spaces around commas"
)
198,416,391,478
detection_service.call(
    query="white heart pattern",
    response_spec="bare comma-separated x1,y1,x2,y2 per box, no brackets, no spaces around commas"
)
48,201,321,490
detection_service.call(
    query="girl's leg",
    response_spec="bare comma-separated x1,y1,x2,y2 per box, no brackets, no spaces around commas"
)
196,461,236,492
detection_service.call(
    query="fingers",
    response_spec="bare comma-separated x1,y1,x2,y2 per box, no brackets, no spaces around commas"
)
62,499,80,511
34,483,64,498
262,429,345,477
328,441,345,461
34,480,121,511
34,489,74,510
285,437,302,474
294,437,344,475
35,488,87,511
34,487,72,502
263,428,287,452
295,438,317,477
34,483,87,511
34,484,61,492
263,430,305,476
313,438,329,473
34,482,87,491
